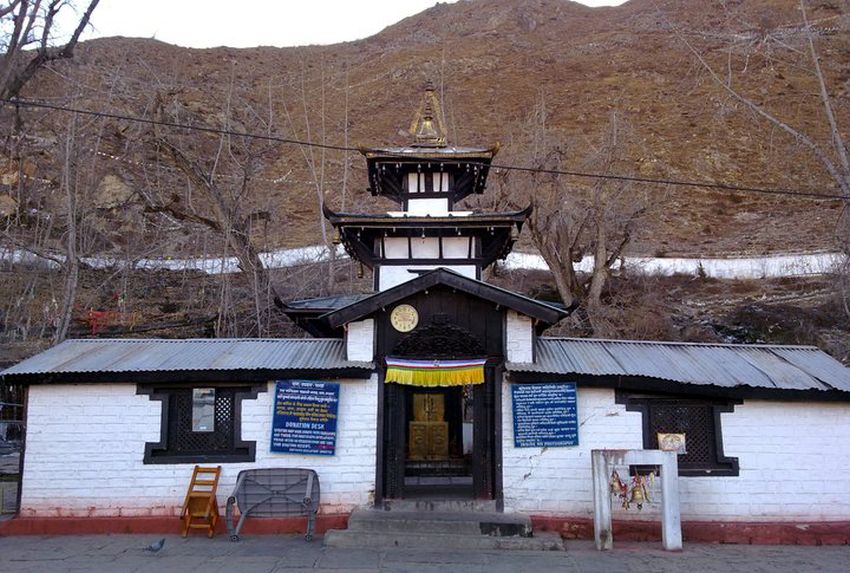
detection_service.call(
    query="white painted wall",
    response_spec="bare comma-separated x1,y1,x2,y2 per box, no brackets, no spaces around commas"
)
346,319,374,362
381,237,473,260
382,238,409,259
442,237,473,259
503,386,642,516
407,198,448,215
20,378,378,517
406,172,449,193
410,237,440,258
502,384,850,522
378,264,477,291
505,311,533,363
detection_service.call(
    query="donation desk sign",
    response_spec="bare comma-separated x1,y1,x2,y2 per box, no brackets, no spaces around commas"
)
511,382,578,447
271,380,340,456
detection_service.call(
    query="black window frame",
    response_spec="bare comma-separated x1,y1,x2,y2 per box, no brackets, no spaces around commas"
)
616,391,740,477
138,383,265,464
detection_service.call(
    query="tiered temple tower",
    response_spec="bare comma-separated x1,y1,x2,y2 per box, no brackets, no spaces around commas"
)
283,85,566,501
322,83,530,292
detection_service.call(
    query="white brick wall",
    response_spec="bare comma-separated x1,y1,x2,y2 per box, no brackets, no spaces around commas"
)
346,319,374,362
21,377,378,517
505,311,533,363
502,385,642,515
502,383,850,522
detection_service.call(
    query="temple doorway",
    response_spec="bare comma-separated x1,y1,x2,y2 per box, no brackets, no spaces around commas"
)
402,385,474,497
371,288,509,505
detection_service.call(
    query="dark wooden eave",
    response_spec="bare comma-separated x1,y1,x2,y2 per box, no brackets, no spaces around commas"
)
359,145,499,203
323,205,530,226
319,267,568,331
323,204,531,269
282,293,371,338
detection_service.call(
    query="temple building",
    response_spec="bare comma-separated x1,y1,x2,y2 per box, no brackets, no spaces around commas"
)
2,86,850,544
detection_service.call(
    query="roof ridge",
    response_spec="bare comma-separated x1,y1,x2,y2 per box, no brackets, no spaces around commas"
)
538,337,820,350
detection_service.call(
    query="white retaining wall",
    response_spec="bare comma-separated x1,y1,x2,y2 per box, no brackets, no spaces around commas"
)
502,384,850,522
20,377,378,517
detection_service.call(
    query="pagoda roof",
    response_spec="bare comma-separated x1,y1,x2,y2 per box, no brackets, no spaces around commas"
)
360,144,499,161
361,145,499,202
320,268,568,333
322,204,530,227
323,204,530,270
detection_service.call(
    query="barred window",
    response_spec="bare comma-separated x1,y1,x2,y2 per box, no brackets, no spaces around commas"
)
140,384,263,464
618,393,739,477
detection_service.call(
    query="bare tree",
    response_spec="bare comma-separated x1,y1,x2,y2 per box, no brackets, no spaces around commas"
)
279,58,339,288
126,86,286,337
487,98,654,335
0,0,100,102
668,0,849,241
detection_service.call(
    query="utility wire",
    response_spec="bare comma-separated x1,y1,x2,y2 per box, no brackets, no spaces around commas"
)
4,97,848,202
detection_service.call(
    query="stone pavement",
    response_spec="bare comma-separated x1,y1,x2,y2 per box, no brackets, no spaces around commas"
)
0,534,848,573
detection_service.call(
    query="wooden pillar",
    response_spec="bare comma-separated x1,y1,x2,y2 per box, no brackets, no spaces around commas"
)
383,382,406,499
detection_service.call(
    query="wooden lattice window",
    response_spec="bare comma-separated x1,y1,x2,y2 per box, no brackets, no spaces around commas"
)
617,392,739,477
139,384,263,464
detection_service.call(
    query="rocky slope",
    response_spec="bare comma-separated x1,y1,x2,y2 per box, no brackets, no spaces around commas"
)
4,0,848,258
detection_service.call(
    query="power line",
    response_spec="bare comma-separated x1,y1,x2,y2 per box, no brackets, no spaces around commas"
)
488,163,843,201
4,97,353,152
4,97,848,202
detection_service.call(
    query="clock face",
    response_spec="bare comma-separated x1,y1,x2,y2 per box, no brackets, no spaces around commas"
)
390,304,419,332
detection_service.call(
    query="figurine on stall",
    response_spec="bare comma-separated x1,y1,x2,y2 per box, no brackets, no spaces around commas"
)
609,470,628,507
629,473,652,510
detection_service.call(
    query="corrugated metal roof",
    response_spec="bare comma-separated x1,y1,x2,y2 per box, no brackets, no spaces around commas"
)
0,338,372,377
509,338,850,393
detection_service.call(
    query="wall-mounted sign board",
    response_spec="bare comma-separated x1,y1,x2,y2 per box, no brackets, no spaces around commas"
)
271,380,340,456
511,382,578,448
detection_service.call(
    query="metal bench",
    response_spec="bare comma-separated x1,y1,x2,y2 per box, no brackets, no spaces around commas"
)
225,468,320,542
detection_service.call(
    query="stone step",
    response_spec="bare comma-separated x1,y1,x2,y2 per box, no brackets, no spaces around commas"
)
380,498,498,512
322,529,565,551
347,508,533,537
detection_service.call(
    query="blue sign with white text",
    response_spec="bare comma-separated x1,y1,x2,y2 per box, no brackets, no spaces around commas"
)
511,382,578,447
271,380,340,456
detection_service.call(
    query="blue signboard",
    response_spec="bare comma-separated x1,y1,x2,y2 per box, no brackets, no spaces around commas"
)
511,383,578,448
271,380,340,456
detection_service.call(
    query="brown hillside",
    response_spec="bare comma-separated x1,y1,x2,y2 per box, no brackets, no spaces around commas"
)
5,0,850,257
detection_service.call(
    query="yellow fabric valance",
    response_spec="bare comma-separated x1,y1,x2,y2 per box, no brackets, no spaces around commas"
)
384,357,486,387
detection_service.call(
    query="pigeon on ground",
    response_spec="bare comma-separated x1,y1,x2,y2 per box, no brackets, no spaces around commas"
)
144,538,166,553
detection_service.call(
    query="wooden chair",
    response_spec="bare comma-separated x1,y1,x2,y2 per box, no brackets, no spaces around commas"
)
180,465,222,538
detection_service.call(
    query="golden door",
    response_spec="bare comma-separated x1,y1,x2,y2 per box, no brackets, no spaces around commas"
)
408,393,449,460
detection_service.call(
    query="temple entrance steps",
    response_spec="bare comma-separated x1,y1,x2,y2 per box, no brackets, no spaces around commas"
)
323,506,565,551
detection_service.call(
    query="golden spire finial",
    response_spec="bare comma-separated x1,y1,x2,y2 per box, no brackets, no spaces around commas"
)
410,80,447,147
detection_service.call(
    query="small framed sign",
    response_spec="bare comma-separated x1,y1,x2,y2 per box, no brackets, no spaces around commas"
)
511,382,578,448
657,432,687,455
271,380,340,456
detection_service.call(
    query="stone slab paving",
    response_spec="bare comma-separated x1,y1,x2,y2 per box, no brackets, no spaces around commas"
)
0,534,848,573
